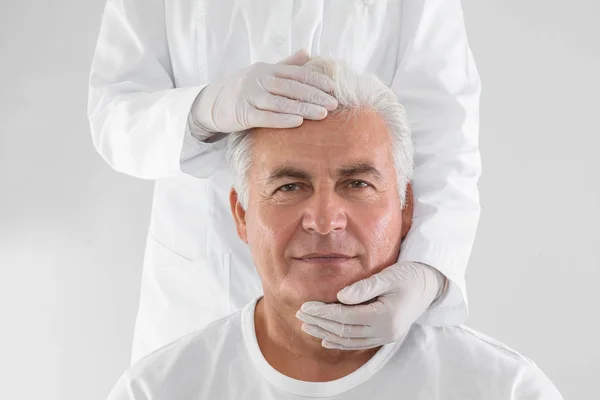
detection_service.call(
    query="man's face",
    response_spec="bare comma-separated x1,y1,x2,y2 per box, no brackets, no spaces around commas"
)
230,109,411,308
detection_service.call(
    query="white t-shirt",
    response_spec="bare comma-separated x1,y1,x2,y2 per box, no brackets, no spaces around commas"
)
107,297,562,399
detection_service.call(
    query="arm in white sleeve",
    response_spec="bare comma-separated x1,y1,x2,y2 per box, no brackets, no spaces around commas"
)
390,0,482,325
88,0,221,180
106,371,144,400
513,362,564,399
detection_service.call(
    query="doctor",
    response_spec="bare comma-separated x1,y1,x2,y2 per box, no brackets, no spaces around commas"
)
88,0,481,364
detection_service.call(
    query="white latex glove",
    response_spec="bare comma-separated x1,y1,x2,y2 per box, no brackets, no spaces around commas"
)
190,49,338,133
296,261,447,350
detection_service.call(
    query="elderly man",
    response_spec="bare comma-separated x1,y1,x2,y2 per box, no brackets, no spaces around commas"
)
107,58,562,399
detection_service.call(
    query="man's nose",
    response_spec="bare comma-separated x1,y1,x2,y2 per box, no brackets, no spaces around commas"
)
301,190,348,235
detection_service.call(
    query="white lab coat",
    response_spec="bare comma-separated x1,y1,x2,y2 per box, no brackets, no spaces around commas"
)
88,0,481,364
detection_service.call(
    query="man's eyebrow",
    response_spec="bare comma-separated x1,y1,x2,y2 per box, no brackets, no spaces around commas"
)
265,166,312,184
337,162,383,181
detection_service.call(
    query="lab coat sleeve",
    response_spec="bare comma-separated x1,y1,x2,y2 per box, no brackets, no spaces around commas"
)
512,362,564,399
88,0,222,180
390,0,482,325
106,371,147,400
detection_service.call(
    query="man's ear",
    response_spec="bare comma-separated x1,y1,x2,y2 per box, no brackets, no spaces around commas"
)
229,188,248,244
401,182,413,239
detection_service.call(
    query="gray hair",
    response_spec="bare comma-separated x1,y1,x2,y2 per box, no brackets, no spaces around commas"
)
227,57,414,209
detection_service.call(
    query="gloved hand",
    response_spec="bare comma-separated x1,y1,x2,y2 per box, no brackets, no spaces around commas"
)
296,261,447,350
190,49,338,133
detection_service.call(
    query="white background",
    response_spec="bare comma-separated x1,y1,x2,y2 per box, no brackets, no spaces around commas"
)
0,0,598,399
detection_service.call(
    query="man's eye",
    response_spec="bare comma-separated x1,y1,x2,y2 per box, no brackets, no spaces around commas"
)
347,180,369,189
278,183,301,192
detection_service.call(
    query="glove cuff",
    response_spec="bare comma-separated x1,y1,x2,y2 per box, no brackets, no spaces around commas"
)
189,84,221,134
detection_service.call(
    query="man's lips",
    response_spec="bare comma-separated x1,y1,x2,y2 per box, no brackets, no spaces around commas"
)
293,253,356,263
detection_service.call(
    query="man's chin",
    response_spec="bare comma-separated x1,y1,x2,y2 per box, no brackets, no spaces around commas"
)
297,288,344,305
284,273,367,305
296,287,380,306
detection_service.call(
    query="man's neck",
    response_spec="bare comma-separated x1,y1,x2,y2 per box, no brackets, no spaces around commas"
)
254,296,381,382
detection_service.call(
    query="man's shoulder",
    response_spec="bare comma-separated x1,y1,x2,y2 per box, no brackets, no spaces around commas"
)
407,324,563,398
126,309,245,383
107,305,255,399
435,325,534,361
410,324,537,370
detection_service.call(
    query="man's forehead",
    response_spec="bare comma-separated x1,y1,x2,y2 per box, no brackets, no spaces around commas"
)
263,160,385,183
253,108,387,144
246,109,395,186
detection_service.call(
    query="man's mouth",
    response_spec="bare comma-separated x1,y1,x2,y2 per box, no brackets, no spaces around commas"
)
294,253,355,264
